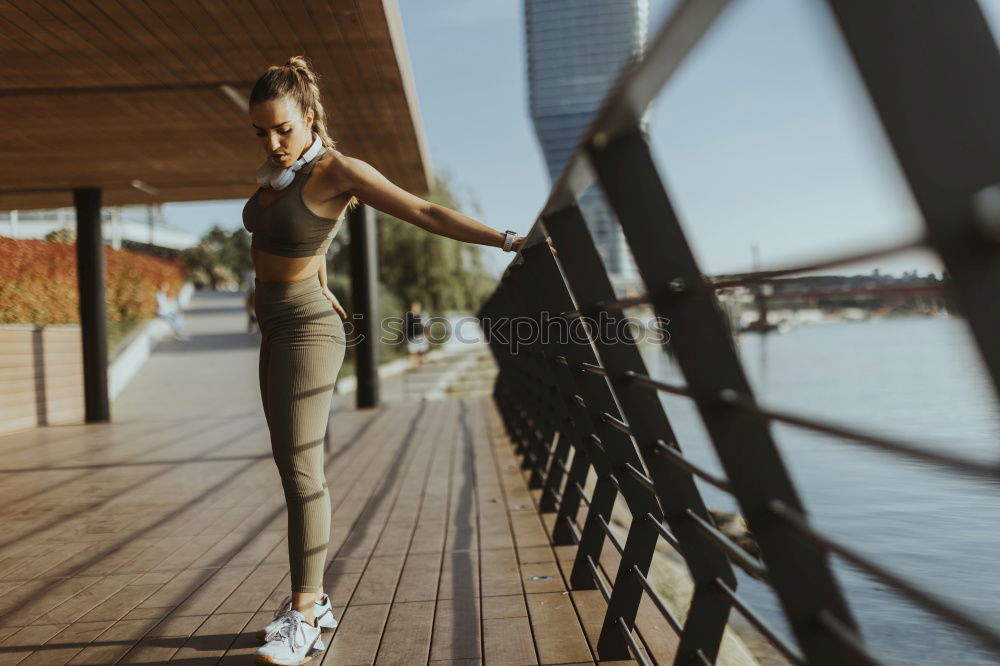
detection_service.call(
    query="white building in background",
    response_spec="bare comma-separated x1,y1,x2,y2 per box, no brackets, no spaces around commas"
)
0,204,198,252
524,0,651,296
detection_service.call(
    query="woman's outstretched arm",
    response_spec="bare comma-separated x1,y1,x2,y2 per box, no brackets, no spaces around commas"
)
335,153,523,252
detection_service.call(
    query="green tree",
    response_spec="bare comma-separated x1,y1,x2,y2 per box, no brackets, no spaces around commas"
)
181,224,252,289
45,227,76,243
328,173,496,315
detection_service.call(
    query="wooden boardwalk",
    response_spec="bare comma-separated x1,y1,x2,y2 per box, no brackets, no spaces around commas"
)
0,290,661,665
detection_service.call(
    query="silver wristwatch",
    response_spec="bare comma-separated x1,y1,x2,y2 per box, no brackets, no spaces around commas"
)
502,229,517,252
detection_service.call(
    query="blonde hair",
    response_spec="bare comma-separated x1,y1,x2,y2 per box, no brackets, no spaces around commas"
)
250,55,359,213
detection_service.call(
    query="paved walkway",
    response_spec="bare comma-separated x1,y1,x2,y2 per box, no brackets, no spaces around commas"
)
0,288,656,664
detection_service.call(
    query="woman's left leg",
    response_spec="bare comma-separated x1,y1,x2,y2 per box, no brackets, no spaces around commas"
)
262,300,347,611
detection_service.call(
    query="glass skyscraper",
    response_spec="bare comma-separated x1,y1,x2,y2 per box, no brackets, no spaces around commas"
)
525,0,651,294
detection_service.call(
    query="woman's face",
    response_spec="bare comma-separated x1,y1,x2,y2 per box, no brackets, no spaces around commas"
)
250,96,314,167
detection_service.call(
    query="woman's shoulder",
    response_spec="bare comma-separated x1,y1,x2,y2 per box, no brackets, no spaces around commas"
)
313,148,354,196
316,147,350,174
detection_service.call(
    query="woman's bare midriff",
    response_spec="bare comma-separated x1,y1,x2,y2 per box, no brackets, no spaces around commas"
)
250,150,352,284
251,248,325,283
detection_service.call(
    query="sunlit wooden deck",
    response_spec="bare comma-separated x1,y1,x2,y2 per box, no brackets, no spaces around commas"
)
0,290,664,665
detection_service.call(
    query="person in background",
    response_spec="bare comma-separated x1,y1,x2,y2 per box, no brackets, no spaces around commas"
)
156,282,191,342
404,299,429,368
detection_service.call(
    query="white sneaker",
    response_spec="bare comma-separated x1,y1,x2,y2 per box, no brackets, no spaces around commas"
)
256,595,338,641
253,610,325,665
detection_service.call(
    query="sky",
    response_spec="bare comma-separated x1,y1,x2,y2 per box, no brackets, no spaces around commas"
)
162,0,1000,280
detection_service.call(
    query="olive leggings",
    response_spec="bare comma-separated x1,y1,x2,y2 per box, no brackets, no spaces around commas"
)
254,273,347,593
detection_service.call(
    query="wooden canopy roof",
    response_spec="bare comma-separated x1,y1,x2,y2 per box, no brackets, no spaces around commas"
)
0,0,432,210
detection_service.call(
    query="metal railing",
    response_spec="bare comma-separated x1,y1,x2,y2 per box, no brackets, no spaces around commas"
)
476,2,1000,664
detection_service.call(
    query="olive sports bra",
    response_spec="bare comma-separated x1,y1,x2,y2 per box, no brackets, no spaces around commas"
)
242,146,345,258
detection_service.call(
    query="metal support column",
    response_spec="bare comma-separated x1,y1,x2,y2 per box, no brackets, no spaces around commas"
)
348,202,380,408
74,187,110,423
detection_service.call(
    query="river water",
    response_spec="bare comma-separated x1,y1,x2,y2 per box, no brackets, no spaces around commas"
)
641,316,1000,665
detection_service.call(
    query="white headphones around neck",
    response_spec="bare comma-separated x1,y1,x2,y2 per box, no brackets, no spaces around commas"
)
255,131,325,190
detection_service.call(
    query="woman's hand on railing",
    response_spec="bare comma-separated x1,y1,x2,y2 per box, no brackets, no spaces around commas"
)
545,236,557,256
512,235,557,256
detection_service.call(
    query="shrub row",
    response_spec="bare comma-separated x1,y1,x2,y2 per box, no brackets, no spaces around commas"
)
0,237,187,325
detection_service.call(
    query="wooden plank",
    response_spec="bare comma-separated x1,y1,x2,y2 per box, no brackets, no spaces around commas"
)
429,597,482,662
74,582,162,623
116,613,208,664
319,399,454,663
374,599,436,664
484,616,539,665
217,609,275,665
489,391,656,666
0,622,71,664
17,619,113,666
0,576,104,628
66,618,161,665
524,592,594,665
214,564,287,615
30,573,143,626
279,1,379,160
392,551,441,603
438,550,479,600
350,555,407,606
425,400,482,664
313,398,454,664
483,395,597,665
520,560,566,595
321,603,391,665
169,611,254,663
482,594,529,620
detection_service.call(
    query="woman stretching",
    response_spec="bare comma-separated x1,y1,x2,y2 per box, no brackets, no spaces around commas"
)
242,56,544,665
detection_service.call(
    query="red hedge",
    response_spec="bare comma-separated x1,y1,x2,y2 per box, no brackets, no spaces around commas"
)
0,238,187,325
